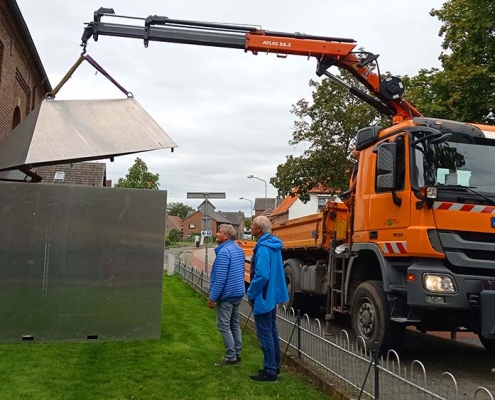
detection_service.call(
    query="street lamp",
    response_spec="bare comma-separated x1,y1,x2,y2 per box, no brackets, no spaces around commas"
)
247,175,267,200
239,197,253,218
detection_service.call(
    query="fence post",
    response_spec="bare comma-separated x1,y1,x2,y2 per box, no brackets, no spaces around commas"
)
373,345,380,400
297,309,302,359
167,254,175,276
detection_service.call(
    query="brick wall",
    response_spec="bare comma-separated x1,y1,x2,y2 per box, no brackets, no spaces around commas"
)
182,211,221,238
182,212,203,238
0,0,50,142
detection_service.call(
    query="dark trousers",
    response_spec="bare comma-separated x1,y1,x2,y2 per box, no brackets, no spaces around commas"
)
254,308,280,375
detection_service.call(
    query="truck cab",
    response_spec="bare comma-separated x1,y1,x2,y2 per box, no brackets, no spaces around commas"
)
262,117,495,353
350,117,495,352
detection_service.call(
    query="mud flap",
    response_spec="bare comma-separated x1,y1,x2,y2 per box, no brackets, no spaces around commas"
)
480,290,495,339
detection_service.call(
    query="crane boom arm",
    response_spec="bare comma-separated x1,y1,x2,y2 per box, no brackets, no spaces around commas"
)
81,8,421,122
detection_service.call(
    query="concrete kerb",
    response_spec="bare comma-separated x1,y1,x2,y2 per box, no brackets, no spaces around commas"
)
178,250,193,265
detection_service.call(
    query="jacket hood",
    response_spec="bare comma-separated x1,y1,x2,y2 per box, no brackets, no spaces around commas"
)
256,233,283,251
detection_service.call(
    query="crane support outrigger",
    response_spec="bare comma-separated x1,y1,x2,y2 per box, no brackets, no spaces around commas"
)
81,7,421,124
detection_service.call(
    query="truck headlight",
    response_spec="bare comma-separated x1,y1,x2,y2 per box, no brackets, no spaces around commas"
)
423,274,456,293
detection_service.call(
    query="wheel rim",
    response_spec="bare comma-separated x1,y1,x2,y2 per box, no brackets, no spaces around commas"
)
357,296,375,340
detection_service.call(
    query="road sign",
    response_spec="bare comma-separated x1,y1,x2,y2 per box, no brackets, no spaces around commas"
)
187,192,226,199
201,217,211,231
201,230,212,237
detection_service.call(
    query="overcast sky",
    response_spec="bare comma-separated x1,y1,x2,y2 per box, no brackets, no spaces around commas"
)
17,0,445,216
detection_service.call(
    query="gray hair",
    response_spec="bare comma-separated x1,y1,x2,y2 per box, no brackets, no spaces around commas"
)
218,224,236,239
253,216,271,234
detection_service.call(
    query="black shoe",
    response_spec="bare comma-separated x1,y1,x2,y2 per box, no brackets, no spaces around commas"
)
215,359,239,366
257,367,280,375
236,356,242,362
250,371,277,382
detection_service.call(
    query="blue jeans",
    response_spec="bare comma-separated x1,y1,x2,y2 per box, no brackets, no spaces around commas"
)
216,299,242,361
254,308,280,376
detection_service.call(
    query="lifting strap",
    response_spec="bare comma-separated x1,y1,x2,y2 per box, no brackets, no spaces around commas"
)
45,53,132,99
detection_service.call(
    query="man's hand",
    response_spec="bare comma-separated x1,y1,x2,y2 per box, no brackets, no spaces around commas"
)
208,300,216,308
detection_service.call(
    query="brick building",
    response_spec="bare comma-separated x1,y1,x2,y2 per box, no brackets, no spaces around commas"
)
166,215,182,235
0,2,110,188
34,162,109,187
182,200,245,239
0,0,51,142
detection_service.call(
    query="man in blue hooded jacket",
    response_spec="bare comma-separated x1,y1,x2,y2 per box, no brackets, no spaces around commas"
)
247,216,289,382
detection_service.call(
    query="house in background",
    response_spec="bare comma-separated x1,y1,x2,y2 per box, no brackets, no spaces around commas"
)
166,215,182,235
270,187,340,225
253,198,281,218
182,200,245,239
215,210,245,236
34,162,109,187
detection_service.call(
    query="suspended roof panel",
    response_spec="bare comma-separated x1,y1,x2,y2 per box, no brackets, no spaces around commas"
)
0,98,178,171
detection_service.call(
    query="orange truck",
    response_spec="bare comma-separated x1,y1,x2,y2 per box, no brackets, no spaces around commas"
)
244,118,495,353
82,8,495,353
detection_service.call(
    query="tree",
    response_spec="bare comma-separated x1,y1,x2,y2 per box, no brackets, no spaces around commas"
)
115,157,160,189
271,72,385,202
167,202,194,219
400,69,448,119
244,218,252,229
168,228,182,243
428,0,495,123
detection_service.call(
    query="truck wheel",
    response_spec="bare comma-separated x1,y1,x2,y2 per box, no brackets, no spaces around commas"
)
351,280,404,352
284,264,303,312
478,335,495,356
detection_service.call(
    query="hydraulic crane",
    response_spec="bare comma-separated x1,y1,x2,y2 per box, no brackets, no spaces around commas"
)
81,7,422,124
80,9,495,355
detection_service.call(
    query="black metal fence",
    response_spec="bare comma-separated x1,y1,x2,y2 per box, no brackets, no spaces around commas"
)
174,259,494,400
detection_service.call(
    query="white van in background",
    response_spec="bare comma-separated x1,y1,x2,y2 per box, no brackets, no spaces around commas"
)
242,230,252,240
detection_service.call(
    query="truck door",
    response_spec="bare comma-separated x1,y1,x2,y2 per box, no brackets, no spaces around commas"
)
364,136,411,252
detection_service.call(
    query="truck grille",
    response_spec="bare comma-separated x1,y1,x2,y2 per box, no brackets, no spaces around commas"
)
457,231,495,244
437,230,495,271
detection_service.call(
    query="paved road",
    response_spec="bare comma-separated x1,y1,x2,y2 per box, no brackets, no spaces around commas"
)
164,245,215,272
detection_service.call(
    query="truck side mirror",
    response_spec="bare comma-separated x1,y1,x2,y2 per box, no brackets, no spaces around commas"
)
376,143,397,191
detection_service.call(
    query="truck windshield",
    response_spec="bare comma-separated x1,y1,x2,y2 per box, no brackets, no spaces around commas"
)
413,132,495,194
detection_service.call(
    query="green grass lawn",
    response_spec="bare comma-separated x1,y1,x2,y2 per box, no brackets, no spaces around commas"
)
0,275,330,400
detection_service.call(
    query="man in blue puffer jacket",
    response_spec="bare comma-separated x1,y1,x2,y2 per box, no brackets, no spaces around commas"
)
247,216,289,382
208,224,246,366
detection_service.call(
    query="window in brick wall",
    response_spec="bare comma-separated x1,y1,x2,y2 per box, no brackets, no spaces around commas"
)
54,171,65,180
12,106,21,130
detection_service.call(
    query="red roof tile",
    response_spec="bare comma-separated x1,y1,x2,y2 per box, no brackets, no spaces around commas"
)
270,195,298,217
168,215,182,229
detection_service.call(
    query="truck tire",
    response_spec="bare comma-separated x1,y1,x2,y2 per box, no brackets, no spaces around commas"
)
284,264,304,312
351,280,405,353
478,334,495,356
